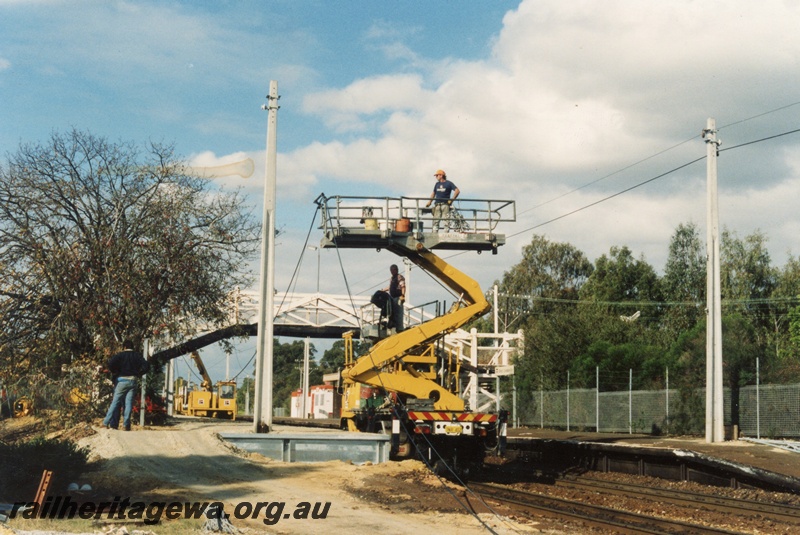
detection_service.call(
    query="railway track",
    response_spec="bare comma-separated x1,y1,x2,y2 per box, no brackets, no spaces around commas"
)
556,475,800,526
467,480,798,534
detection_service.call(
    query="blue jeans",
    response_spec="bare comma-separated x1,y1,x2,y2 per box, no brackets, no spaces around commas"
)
103,378,137,429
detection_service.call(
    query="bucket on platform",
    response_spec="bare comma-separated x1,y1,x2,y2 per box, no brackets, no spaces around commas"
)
395,218,411,232
364,218,378,230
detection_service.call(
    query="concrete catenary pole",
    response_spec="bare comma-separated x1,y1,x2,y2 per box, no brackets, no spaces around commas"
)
302,337,311,418
253,80,279,433
704,118,724,442
140,338,149,427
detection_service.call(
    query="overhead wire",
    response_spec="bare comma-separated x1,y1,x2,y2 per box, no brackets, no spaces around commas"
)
274,205,320,316
507,123,800,242
231,350,256,381
507,156,706,239
507,99,800,243
503,294,800,308
720,127,800,153
520,134,698,215
718,100,800,130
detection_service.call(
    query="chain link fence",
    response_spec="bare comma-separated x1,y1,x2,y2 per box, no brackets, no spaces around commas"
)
519,382,800,438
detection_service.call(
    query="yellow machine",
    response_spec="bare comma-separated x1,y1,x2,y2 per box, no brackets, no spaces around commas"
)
340,244,489,417
317,194,515,474
175,351,237,420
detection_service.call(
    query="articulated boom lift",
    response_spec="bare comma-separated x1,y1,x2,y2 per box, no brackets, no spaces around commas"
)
342,242,489,411
316,194,515,473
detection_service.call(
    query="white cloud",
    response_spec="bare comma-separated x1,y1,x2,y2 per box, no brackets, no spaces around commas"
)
302,74,431,132
281,0,800,271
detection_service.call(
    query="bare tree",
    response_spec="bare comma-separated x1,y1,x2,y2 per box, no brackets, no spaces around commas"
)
0,130,260,382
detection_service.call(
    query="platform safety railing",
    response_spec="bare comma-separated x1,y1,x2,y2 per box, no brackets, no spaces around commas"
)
315,194,515,236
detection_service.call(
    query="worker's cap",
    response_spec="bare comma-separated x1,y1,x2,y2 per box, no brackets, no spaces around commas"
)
434,169,446,177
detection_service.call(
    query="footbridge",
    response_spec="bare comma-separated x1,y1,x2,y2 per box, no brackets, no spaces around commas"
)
153,289,522,413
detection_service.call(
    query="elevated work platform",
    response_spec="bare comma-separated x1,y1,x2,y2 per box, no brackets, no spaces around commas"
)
315,194,515,253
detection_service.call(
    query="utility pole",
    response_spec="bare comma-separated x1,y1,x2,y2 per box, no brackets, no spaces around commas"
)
253,80,279,433
140,339,149,427
704,117,724,442
302,337,311,418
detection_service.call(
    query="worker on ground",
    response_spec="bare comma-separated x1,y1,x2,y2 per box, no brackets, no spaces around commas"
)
102,339,149,431
425,169,459,232
383,264,406,332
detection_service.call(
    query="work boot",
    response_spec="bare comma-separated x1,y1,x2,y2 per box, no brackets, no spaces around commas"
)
123,425,131,431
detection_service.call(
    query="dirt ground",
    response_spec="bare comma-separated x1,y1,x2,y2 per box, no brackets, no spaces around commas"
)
2,418,549,535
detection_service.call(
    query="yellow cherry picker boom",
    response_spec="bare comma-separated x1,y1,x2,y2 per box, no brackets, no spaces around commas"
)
316,194,515,474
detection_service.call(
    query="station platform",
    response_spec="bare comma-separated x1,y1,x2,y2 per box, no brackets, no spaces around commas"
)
272,417,800,492
506,427,800,493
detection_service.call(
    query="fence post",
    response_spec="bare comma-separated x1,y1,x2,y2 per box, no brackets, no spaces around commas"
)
756,357,760,440
540,371,544,429
666,367,669,431
628,368,632,434
596,366,600,433
512,374,517,429
567,371,570,432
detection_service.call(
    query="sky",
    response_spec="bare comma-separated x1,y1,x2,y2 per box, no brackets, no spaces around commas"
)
3,0,800,383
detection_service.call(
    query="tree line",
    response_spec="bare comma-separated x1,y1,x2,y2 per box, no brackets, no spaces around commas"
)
491,229,800,431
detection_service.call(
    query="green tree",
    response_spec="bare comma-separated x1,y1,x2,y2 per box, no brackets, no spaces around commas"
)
516,307,593,392
0,130,260,409
579,245,662,315
768,254,800,377
498,235,593,328
664,321,706,434
721,229,775,305
319,338,372,374
721,314,761,427
569,340,671,391
500,236,593,403
661,222,706,338
663,314,762,432
272,339,319,412
783,302,800,381
720,229,776,344
236,375,255,414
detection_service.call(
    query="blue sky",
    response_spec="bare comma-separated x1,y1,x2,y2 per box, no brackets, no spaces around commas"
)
3,0,800,381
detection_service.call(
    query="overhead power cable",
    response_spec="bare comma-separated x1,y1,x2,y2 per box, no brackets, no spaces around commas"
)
275,206,319,316
718,100,800,130
509,124,800,241
520,134,697,216
524,100,800,216
507,156,706,239
720,127,800,152
508,294,800,308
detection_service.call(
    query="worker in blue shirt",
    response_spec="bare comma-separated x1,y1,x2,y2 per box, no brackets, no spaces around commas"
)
425,169,459,232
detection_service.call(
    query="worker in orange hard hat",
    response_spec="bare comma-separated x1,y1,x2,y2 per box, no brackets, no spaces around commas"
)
425,169,459,232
